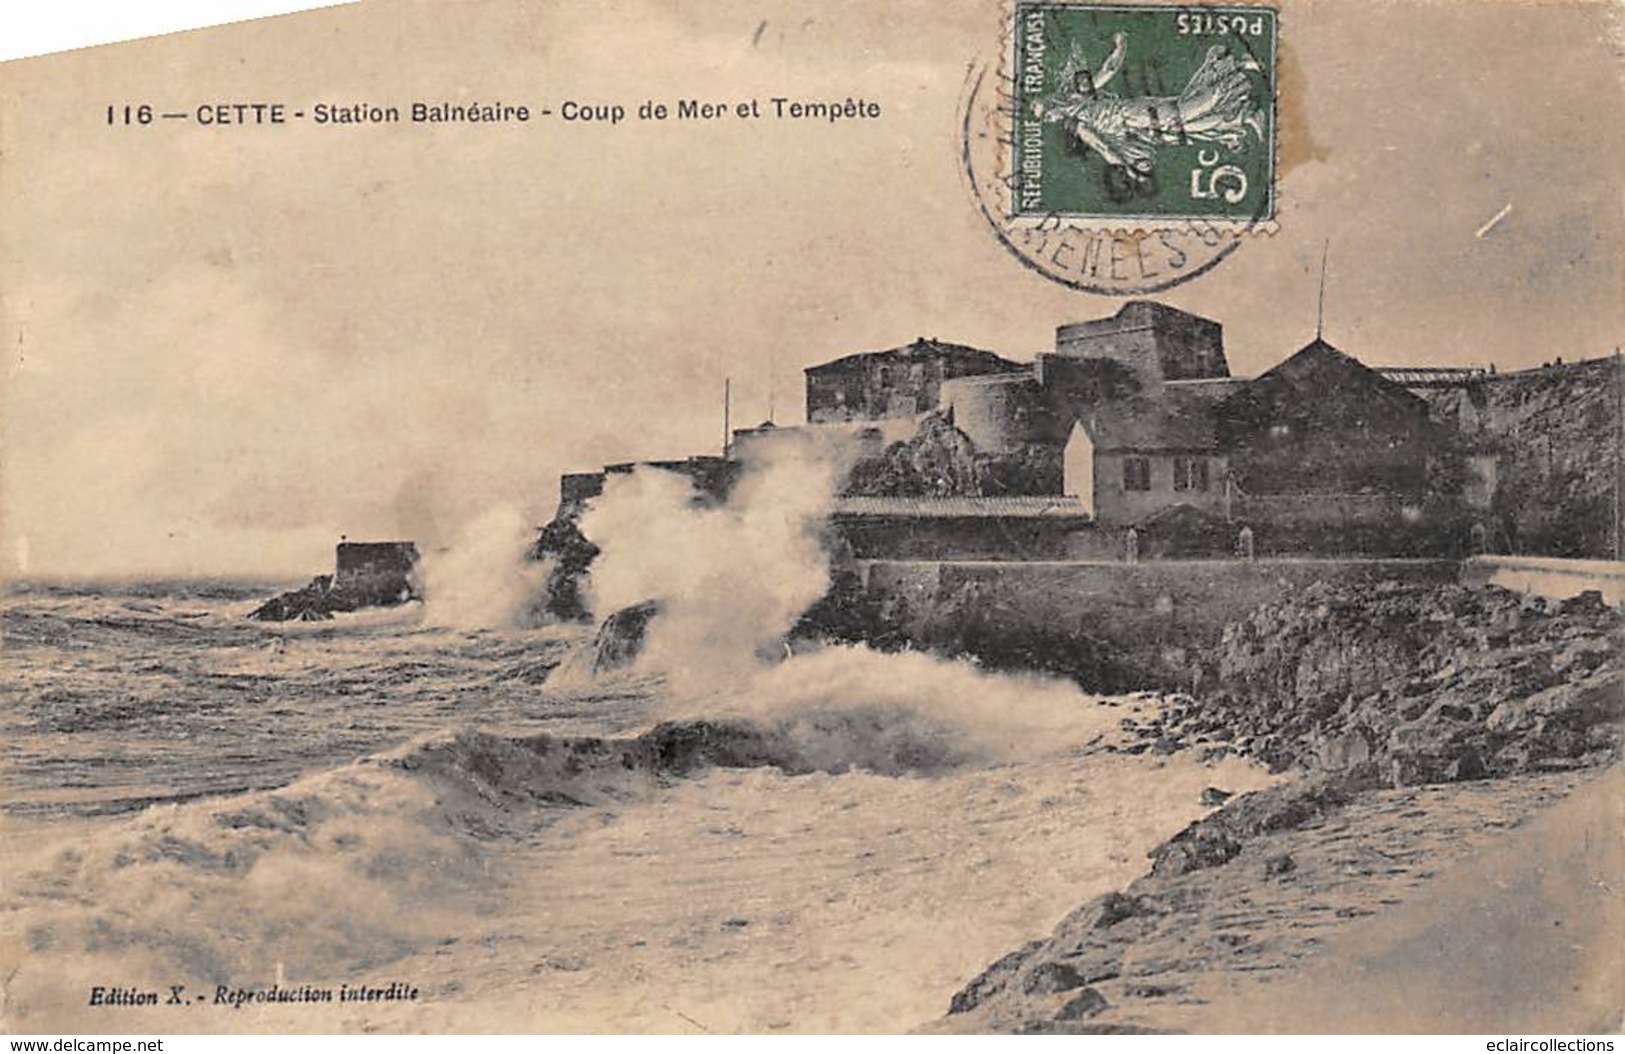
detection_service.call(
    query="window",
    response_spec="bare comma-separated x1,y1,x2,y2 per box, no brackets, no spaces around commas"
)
1174,457,1209,492
1123,457,1151,491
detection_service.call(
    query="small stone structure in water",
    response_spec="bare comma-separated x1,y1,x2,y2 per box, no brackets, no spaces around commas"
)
249,541,421,621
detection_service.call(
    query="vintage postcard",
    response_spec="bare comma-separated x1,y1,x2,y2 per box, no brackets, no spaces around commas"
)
1,0,1622,1039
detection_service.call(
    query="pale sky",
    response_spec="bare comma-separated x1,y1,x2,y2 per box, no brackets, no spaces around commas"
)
3,0,1622,577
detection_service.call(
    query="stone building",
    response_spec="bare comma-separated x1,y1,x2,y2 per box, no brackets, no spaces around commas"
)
548,299,1498,563
1064,399,1231,527
939,372,1063,455
1048,300,1230,389
1215,339,1438,499
335,541,419,584
788,302,1468,555
804,338,1026,423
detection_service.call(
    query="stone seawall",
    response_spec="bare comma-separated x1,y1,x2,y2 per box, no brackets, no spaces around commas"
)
1462,554,1625,606
851,558,1461,690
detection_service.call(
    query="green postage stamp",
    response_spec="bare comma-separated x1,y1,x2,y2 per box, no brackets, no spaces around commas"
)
1011,4,1277,222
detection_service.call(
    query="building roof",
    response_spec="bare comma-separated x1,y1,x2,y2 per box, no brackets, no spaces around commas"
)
805,338,1025,376
1055,300,1220,341
1215,338,1432,430
941,369,1039,389
1078,398,1218,452
832,496,1091,519
1269,339,1424,402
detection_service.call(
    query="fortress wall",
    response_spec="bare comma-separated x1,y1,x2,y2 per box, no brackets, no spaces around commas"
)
942,374,1049,454
854,558,1461,689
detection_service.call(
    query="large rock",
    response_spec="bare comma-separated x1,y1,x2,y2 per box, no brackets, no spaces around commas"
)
527,513,601,621
1484,669,1624,766
1485,669,1624,735
948,942,1042,1014
1148,781,1354,877
1057,891,1164,933
249,575,337,621
1384,693,1504,786
1183,579,1621,786
844,412,981,498
588,600,663,674
1053,988,1110,1021
1022,961,1089,995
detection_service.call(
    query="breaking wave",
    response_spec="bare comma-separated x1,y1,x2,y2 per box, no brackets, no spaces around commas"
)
4,702,1080,1012
669,644,1127,769
3,428,1177,1030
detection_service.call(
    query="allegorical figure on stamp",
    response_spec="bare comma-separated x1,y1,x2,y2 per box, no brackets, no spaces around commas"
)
1032,32,1266,179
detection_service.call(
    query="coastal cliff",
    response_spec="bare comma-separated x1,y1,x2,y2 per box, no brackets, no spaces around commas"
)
1420,357,1622,558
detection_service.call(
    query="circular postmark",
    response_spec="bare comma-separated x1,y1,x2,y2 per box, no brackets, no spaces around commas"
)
959,2,1279,296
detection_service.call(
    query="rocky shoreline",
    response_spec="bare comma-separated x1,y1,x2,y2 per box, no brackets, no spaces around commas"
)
936,579,1623,1033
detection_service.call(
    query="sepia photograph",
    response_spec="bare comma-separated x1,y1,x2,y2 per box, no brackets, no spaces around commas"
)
1,0,1621,1038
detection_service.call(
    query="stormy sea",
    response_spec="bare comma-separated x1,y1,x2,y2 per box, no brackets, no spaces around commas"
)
0,574,1276,1034
0,451,1280,1034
